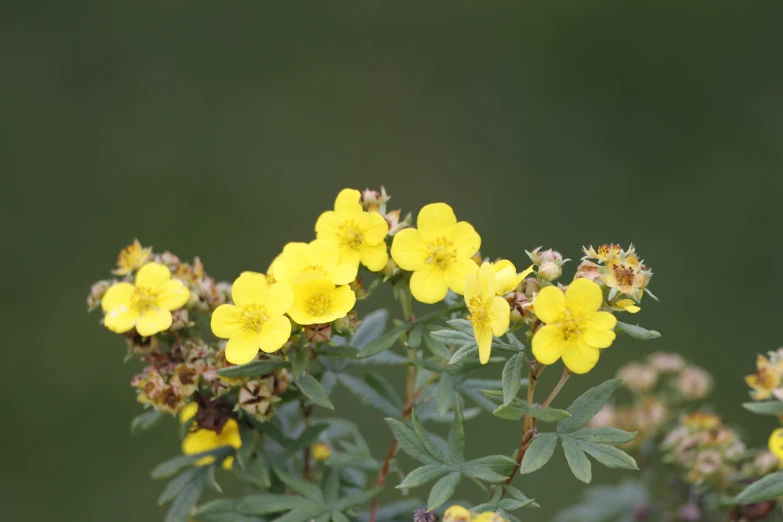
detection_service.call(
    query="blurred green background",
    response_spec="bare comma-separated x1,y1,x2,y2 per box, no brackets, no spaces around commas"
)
3,2,783,521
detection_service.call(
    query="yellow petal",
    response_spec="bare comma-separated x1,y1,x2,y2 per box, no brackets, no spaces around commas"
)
531,325,565,365
309,239,341,267
359,242,389,272
533,286,566,324
450,221,481,258
493,260,518,295
315,210,340,236
475,324,493,364
101,282,135,312
363,211,389,245
179,402,198,424
562,340,600,374
182,430,219,465
583,327,616,349
390,228,427,271
584,311,617,330
232,272,269,308
417,203,457,241
329,284,357,319
334,188,363,216
489,296,510,337
330,263,359,285
135,263,171,291
338,246,361,268
769,428,783,461
444,258,479,295
464,270,480,303
225,330,262,364
157,279,190,310
136,308,173,336
616,299,641,314
477,262,496,299
104,305,139,333
211,304,242,339
258,315,292,353
265,283,295,316
565,278,603,315
410,266,449,304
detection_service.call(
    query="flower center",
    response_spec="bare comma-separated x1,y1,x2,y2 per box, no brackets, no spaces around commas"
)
337,220,364,250
559,310,585,341
307,293,331,317
302,264,326,273
467,296,490,328
612,264,636,286
240,303,269,333
131,286,160,313
425,237,457,270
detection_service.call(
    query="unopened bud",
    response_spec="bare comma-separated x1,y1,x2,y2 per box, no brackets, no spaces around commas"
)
618,363,658,394
305,323,331,343
678,366,712,400
383,258,400,278
333,312,359,336
311,442,332,461
87,280,112,311
538,261,562,281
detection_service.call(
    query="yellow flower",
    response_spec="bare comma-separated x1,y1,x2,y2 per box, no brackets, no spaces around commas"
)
601,256,650,300
272,239,358,286
211,273,294,365
287,279,356,325
531,279,617,374
315,188,389,271
113,238,152,275
583,243,621,263
745,354,783,400
472,512,508,522
180,404,241,470
466,263,511,364
311,442,332,461
615,298,641,314
444,506,471,522
492,260,535,295
769,428,783,465
101,262,190,336
390,203,481,304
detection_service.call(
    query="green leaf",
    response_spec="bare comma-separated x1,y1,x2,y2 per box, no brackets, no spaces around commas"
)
572,427,638,445
431,328,475,350
366,373,404,411
291,347,309,377
164,476,203,522
193,499,262,522
351,309,389,350
324,466,341,504
502,353,525,406
461,458,510,483
217,359,288,379
337,374,399,418
158,468,198,505
743,401,783,416
481,389,525,407
236,494,302,515
736,471,783,504
557,378,622,433
519,433,558,474
560,435,592,483
151,447,232,479
411,409,446,462
357,324,411,358
424,331,452,360
385,418,440,464
334,487,384,510
448,344,479,365
234,454,271,488
131,410,163,435
295,374,334,410
408,326,424,348
427,472,462,511
332,512,351,522
272,504,330,522
615,322,661,340
398,464,451,489
446,318,474,336
274,466,324,502
291,424,330,452
202,465,222,493
528,406,571,423
447,400,465,463
437,374,456,415
236,423,259,470
576,439,638,470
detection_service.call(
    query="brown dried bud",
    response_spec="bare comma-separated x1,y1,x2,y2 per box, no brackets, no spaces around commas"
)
413,509,440,522
193,394,235,433
574,260,602,283
273,369,291,395
124,330,158,355
239,379,274,417
169,308,190,331
305,323,332,343
617,363,659,394
87,280,112,311
678,366,712,400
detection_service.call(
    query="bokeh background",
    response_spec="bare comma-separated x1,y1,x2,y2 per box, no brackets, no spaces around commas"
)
3,2,783,521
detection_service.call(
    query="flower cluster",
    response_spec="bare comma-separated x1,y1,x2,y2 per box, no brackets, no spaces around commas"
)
88,189,667,522
746,349,783,401
661,412,746,488
589,352,712,449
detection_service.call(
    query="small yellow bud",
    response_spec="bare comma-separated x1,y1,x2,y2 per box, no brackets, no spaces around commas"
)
444,506,471,522
312,443,331,461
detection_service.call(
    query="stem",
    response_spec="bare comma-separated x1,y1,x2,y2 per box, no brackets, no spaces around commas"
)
302,402,313,480
542,368,571,408
506,361,545,485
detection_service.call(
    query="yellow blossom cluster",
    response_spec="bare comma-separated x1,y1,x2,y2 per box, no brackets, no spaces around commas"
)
443,505,509,522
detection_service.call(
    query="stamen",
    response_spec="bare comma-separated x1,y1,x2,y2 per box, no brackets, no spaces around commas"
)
336,220,364,250
425,237,457,270
240,303,269,333
307,293,331,317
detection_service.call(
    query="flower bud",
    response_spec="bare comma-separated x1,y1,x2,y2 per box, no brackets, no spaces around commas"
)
678,366,712,400
413,509,440,522
305,323,332,343
538,261,562,281
87,280,111,311
333,312,359,336
383,258,400,278
311,443,332,461
574,260,601,283
649,352,685,373
617,362,658,394
239,379,274,418
443,506,470,522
